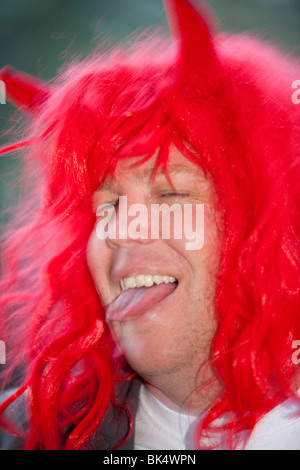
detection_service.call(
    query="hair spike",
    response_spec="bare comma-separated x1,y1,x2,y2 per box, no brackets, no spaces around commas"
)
164,0,219,81
0,65,50,113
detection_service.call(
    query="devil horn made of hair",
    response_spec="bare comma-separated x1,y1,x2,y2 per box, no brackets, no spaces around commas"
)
163,0,219,82
0,65,50,114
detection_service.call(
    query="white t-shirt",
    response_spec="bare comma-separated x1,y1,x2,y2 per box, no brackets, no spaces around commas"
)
134,384,300,450
134,384,199,450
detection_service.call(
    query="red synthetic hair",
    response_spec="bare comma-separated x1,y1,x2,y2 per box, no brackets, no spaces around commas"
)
1,0,300,450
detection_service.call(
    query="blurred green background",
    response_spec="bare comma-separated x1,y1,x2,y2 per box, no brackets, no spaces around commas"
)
0,0,300,225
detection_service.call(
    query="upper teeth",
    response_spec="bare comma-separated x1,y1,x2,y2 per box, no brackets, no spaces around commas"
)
120,274,177,290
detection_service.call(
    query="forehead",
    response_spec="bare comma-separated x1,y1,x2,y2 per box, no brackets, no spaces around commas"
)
98,148,208,191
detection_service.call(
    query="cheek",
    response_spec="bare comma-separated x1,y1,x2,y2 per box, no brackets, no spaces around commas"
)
86,230,111,304
86,230,101,277
171,204,221,276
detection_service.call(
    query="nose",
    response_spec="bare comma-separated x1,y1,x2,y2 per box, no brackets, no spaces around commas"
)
97,195,155,249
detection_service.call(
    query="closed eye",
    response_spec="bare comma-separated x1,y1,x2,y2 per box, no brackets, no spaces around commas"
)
96,200,118,216
159,192,190,199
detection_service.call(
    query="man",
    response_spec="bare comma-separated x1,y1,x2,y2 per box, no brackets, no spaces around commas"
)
1,0,300,450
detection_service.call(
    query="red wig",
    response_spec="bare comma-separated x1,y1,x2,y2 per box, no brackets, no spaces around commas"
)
1,0,300,450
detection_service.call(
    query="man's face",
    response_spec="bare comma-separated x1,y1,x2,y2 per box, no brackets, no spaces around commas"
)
87,148,222,394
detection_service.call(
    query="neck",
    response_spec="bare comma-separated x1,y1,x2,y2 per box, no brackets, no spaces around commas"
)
141,362,221,415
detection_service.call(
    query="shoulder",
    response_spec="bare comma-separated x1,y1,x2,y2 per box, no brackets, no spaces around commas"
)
86,375,142,450
245,395,300,450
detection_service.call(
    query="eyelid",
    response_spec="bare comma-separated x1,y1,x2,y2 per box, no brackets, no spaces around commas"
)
95,199,119,215
158,191,190,198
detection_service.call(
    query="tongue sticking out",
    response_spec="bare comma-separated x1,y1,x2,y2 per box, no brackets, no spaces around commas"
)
106,282,177,322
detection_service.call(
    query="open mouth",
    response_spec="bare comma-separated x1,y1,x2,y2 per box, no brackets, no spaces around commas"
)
105,274,178,322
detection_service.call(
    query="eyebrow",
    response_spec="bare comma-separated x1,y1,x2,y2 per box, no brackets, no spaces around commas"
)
96,164,202,192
